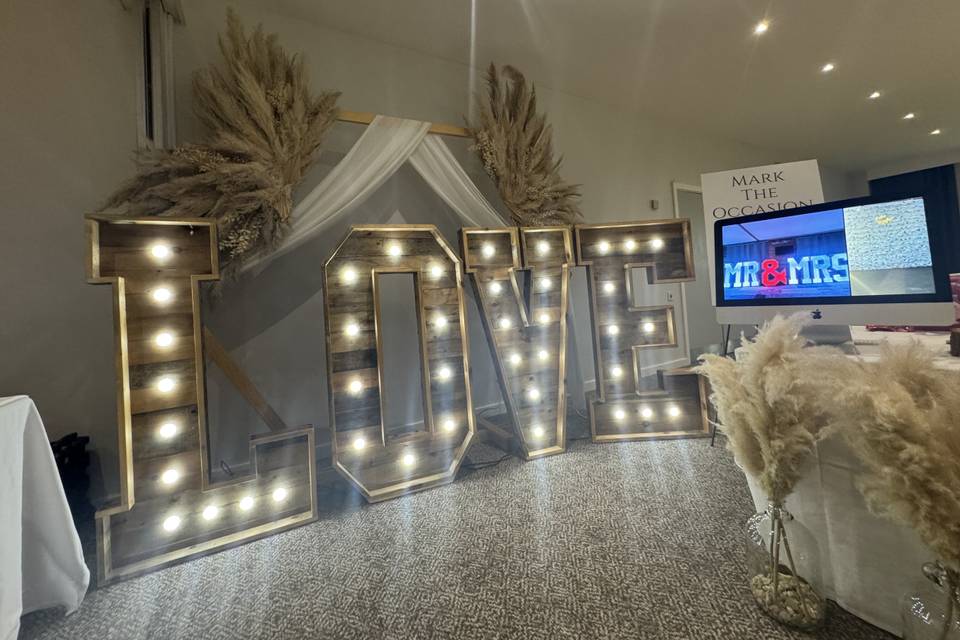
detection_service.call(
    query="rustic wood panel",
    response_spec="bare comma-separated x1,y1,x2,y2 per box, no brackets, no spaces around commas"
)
461,226,572,460
575,220,708,441
323,225,475,502
86,215,318,585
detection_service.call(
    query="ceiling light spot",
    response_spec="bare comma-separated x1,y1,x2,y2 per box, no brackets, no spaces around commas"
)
868,91,881,100
903,112,915,120
753,20,769,35
820,62,835,73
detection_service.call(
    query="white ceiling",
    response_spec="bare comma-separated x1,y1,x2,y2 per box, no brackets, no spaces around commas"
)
276,0,960,173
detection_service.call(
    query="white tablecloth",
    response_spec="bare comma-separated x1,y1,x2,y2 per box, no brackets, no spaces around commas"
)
745,434,931,637
1,396,89,640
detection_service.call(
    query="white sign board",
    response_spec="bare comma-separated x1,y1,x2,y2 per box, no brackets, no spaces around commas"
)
700,159,824,304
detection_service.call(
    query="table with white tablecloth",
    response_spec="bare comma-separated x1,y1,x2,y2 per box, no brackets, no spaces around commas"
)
1,395,89,640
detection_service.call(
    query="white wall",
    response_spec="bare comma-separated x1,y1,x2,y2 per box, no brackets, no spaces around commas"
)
0,1,141,499
0,0,868,502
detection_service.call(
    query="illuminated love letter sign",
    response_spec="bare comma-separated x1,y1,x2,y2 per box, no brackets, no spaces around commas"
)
323,225,475,501
575,220,709,441
86,216,317,585
461,226,571,459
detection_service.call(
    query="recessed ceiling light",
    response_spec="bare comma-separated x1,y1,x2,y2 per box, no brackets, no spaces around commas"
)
820,62,835,73
868,91,881,100
903,113,915,120
930,129,942,135
753,20,769,35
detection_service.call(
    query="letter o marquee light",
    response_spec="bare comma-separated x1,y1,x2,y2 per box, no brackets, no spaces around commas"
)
323,225,475,501
86,216,317,585
575,220,710,442
461,226,572,459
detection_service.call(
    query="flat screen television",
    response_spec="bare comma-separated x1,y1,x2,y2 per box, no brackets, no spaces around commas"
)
714,195,955,325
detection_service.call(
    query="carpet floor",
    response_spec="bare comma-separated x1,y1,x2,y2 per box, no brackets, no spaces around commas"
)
20,429,892,639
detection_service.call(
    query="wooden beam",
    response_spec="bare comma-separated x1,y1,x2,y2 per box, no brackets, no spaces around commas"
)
202,326,288,433
337,109,472,139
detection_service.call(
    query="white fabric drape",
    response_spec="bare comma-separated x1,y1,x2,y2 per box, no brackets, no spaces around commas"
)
245,115,505,272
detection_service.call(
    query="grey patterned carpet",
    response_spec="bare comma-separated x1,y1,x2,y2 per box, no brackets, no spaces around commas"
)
20,427,892,639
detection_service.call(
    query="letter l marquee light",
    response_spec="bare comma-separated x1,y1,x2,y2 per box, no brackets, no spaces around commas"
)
86,216,317,585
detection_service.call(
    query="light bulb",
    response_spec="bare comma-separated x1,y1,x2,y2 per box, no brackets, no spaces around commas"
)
154,331,174,348
624,239,637,251
437,365,452,381
537,349,549,361
429,263,443,279
387,243,402,257
753,20,769,34
156,376,176,393
603,282,615,294
821,62,835,73
538,312,550,325
202,505,219,521
341,267,358,285
160,468,179,485
607,324,620,336
531,425,545,438
641,406,654,420
401,452,416,467
481,243,495,258
272,487,288,503
158,421,178,439
345,322,360,337
442,417,456,432
931,129,942,135
536,240,550,255
352,436,367,451
238,496,254,511
489,281,503,295
527,388,541,402
162,515,181,532
348,378,363,395
434,314,448,329
149,243,171,260
151,287,173,304
539,278,552,291
509,352,522,366
642,322,656,334
869,91,881,100
668,405,681,418
498,317,512,330
611,365,623,379
597,241,611,255
903,112,915,120
614,408,626,421
650,237,665,250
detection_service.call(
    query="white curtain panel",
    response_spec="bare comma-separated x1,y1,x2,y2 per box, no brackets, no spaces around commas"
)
245,115,505,272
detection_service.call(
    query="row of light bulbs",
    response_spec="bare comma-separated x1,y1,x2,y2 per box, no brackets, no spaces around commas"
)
606,321,657,336
612,404,682,422
161,487,290,533
596,237,664,255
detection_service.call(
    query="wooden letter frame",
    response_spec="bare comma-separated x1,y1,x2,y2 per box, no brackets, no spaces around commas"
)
323,225,475,502
575,219,710,442
461,226,572,459
86,216,317,585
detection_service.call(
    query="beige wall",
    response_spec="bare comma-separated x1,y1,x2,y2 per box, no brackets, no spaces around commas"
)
0,1,141,498
0,0,867,502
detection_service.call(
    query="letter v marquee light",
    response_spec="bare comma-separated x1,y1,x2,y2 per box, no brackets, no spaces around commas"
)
86,216,317,585
575,220,710,442
461,226,571,459
323,225,475,501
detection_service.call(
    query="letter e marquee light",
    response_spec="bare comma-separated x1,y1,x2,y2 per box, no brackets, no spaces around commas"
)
86,216,317,585
461,226,572,459
575,220,709,442
323,225,475,501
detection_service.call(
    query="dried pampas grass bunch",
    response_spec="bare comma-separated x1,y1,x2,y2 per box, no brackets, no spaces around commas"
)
834,342,960,571
468,64,581,226
698,314,858,503
102,9,339,271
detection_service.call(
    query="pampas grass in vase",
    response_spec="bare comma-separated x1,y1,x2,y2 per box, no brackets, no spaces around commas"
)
828,342,960,640
698,314,862,630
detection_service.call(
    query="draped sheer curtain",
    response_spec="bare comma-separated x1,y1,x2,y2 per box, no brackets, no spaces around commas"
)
244,115,506,272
